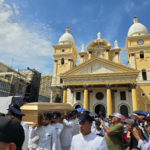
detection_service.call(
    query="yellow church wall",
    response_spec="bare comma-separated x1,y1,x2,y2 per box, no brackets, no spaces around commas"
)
137,85,150,111
135,52,150,70
130,39,150,47
56,59,68,75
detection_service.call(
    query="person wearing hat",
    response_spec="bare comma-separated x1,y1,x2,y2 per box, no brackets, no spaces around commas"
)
100,112,125,150
0,117,25,150
92,120,106,137
130,115,150,150
52,111,63,150
31,112,57,150
5,104,29,150
60,112,74,150
71,110,79,136
70,111,107,150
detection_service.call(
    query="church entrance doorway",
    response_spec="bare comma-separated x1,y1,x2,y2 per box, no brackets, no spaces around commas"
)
75,104,81,109
95,104,106,118
120,105,128,117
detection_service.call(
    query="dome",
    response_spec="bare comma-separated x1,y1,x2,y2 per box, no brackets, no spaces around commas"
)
128,17,148,37
58,27,75,45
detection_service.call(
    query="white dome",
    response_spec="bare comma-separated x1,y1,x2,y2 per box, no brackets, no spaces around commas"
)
128,19,148,37
58,27,75,45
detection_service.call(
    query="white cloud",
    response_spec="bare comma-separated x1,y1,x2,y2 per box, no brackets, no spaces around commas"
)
12,3,19,14
72,18,78,24
125,2,134,12
0,1,54,75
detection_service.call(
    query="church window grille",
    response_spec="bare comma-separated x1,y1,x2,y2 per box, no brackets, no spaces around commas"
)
76,92,81,100
120,91,126,100
140,51,144,59
142,70,147,80
61,58,64,65
96,92,104,100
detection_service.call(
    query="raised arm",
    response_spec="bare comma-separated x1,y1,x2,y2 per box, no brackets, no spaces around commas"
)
63,119,74,127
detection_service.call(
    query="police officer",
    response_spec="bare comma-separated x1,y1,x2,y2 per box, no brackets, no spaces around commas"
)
60,112,74,150
5,104,28,150
31,112,56,150
52,111,63,150
70,111,108,150
71,110,79,136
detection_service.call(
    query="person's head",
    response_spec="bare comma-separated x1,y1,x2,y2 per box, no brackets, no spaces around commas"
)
95,116,99,121
111,113,122,124
5,104,25,123
0,117,24,150
143,115,150,135
108,117,112,125
95,120,101,130
66,112,72,121
71,110,78,119
78,111,94,135
125,119,137,132
53,111,61,123
43,113,51,126
98,114,104,120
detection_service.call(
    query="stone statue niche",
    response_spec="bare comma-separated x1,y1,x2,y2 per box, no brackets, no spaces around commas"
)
55,94,61,103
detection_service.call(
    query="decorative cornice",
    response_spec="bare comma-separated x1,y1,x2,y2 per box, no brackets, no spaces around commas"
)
127,34,150,40
130,83,136,89
63,85,68,90
105,84,111,89
83,84,88,89
53,44,73,48
128,45,150,50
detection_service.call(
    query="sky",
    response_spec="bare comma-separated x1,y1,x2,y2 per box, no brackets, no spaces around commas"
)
0,0,150,75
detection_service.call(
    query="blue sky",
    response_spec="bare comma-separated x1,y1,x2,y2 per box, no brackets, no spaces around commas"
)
0,0,150,74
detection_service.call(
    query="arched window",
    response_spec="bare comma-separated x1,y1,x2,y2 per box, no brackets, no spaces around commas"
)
140,51,144,59
142,70,147,80
61,58,64,65
120,105,128,117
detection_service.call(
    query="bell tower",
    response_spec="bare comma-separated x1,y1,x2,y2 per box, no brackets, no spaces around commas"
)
125,17,150,81
52,27,78,85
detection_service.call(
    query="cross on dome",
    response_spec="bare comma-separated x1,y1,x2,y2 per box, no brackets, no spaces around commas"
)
97,32,101,39
81,44,85,52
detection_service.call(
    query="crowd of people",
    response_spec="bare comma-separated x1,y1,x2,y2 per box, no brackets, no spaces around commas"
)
0,104,150,150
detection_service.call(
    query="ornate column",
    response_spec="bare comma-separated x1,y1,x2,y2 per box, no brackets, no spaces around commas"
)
53,60,57,77
106,84,112,117
131,53,136,69
115,52,119,63
83,85,89,110
89,51,92,59
63,85,68,103
105,49,110,60
130,83,138,111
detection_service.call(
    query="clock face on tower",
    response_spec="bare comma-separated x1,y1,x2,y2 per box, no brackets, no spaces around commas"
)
137,40,144,45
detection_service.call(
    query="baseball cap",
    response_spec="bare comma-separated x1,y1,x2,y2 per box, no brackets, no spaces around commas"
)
53,111,61,119
43,112,52,120
112,113,122,119
78,111,94,123
0,117,25,148
109,112,117,117
125,119,138,127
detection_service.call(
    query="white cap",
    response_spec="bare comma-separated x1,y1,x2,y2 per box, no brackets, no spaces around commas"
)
113,113,122,119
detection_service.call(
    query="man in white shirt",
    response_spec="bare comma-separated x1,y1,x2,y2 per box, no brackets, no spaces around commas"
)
52,111,63,150
71,110,79,136
60,112,74,150
71,111,108,150
5,104,28,150
92,120,106,137
31,112,56,150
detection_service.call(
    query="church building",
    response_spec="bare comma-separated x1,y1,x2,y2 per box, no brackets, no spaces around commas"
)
51,17,150,117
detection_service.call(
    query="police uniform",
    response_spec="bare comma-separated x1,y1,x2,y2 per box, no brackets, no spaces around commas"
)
7,104,29,150
70,111,108,150
52,111,63,150
71,110,79,136
31,113,57,150
60,112,74,150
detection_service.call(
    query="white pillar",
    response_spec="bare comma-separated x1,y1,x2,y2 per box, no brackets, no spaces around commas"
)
115,52,119,63
53,60,57,77
131,53,136,69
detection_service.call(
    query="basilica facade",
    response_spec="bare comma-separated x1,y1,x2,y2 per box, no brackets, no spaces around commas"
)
51,17,150,117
